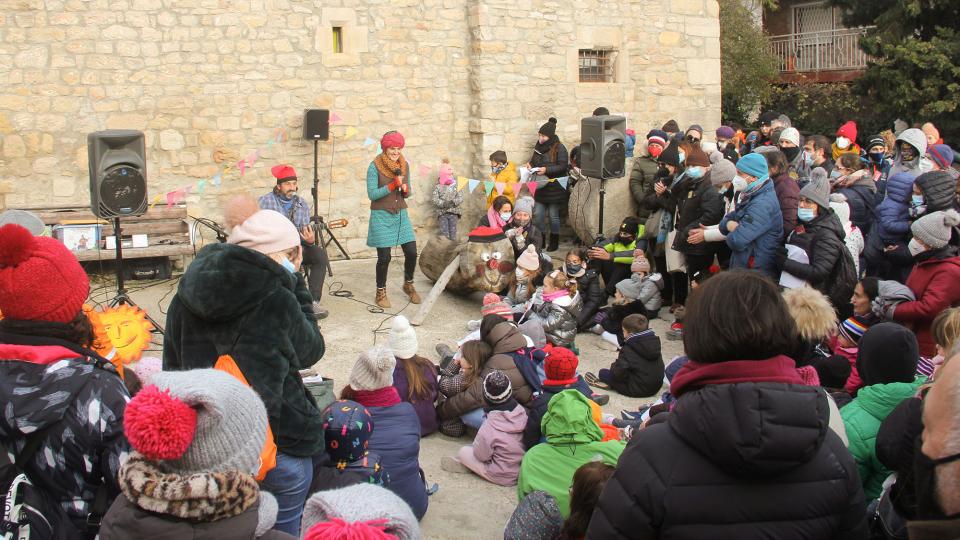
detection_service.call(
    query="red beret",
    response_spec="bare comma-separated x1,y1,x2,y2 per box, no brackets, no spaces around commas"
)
271,164,297,184
380,131,405,150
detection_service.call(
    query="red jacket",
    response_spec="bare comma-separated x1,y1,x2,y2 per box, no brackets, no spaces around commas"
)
894,254,960,357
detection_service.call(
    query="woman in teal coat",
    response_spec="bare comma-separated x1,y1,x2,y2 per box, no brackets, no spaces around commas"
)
367,130,420,309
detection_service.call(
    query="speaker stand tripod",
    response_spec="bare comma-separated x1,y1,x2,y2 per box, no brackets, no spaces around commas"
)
595,176,607,244
310,138,350,277
106,217,165,335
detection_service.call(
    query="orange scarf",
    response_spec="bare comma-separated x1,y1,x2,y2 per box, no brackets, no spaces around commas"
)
374,152,409,181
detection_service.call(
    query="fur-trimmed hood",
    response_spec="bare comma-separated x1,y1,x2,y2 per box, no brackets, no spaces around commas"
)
782,286,838,341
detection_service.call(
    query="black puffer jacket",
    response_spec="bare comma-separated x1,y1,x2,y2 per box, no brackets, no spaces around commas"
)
915,171,959,213
670,172,725,257
587,382,868,539
573,268,606,330
876,396,924,520
163,243,326,457
835,175,877,237
783,209,857,319
530,138,570,206
608,330,663,398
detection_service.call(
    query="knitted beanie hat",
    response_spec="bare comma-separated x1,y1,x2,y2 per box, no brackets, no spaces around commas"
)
911,209,960,250
481,293,513,321
779,127,801,147
836,121,858,143
302,484,420,540
630,252,650,274
615,274,643,301
513,196,535,217
0,224,89,323
810,354,851,389
661,119,680,133
304,518,397,540
123,369,267,475
838,316,869,345
736,153,769,179
686,124,704,137
129,356,162,385
758,110,779,126
538,117,557,137
829,193,851,226
228,209,300,256
685,147,711,167
867,135,886,150
710,157,737,187
646,129,669,142
322,400,375,467
482,370,513,405
544,347,579,386
380,131,405,150
857,322,919,386
921,122,940,143
516,244,540,272
0,209,45,236
389,315,418,359
715,125,735,139
656,139,683,167
349,345,397,392
799,168,831,208
928,144,955,170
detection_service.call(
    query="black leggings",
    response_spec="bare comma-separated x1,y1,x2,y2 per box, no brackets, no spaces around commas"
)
376,241,417,288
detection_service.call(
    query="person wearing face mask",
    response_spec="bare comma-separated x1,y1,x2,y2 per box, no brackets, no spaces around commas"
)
798,134,834,186
506,244,542,308
777,127,804,180
562,247,605,332
164,200,326,535
588,216,643,298
719,153,784,278
776,171,857,319
887,210,960,358
668,146,724,307
832,120,862,162
687,154,738,269
629,130,670,230
863,134,893,201
479,195,513,229
648,139,687,307
911,170,960,220
832,152,877,238
714,125,739,164
758,148,800,239
889,127,928,180
527,117,570,252
488,150,519,207
504,195,544,258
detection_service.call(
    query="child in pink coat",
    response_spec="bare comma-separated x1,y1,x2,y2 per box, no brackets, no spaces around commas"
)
442,370,527,486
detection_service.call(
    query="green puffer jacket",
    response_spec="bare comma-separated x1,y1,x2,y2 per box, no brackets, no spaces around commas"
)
841,376,926,500
517,390,625,518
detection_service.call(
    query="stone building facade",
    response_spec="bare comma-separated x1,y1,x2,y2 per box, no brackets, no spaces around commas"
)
0,0,720,256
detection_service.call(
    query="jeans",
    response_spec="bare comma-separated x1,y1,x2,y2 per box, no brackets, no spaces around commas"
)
533,201,561,235
461,408,486,430
438,213,459,241
259,452,313,536
301,243,328,300
376,241,417,289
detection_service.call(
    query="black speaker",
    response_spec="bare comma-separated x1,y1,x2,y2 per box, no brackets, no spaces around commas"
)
303,109,330,141
580,115,627,180
88,130,148,218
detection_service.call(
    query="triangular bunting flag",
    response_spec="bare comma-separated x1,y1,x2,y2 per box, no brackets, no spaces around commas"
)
363,137,376,147
483,181,495,197
211,172,222,186
495,182,505,196
467,179,480,193
237,159,247,176
197,180,207,194
345,126,357,139
557,176,569,190
329,112,343,124
525,181,537,197
456,177,468,191
149,193,162,209
376,144,382,154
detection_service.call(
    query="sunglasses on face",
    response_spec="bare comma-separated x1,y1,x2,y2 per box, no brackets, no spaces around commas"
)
685,136,701,143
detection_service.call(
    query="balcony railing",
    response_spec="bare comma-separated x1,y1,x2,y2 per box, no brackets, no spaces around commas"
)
767,27,874,73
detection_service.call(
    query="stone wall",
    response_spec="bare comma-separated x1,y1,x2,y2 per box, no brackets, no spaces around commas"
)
0,0,720,256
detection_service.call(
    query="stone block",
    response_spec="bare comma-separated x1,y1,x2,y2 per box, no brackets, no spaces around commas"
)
686,57,720,86
3,135,26,158
52,175,76,197
159,129,185,150
13,46,47,68
32,156,58,175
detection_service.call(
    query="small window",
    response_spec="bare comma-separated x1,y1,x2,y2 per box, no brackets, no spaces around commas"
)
579,49,616,83
332,26,344,53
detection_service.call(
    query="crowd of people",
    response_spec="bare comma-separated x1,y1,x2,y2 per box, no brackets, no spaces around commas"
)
0,113,959,540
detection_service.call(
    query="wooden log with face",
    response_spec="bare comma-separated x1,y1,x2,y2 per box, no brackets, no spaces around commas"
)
418,226,515,295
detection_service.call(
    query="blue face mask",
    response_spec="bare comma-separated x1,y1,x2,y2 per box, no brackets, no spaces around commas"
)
280,257,297,273
912,194,925,207
869,151,885,164
803,151,814,168
829,169,841,179
499,212,512,222
686,166,704,179
797,207,816,222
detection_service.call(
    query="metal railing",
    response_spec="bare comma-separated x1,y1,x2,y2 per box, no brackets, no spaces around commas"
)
767,27,874,73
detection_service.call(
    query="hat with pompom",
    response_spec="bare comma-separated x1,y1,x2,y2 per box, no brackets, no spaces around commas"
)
389,315,418,359
349,345,397,392
0,224,89,323
912,209,960,250
539,117,558,138
123,368,268,475
481,293,514,321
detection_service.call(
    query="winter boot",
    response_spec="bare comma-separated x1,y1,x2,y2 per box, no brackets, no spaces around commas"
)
402,280,421,304
547,233,559,252
375,288,391,309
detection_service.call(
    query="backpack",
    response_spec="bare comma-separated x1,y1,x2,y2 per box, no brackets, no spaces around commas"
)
509,347,547,394
213,355,277,481
1,427,102,540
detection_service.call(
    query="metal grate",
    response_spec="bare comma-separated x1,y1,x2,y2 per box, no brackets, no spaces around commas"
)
579,49,616,83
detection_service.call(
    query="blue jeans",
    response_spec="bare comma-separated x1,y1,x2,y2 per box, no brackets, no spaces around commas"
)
461,408,486,430
438,213,459,241
534,201,561,235
260,452,313,536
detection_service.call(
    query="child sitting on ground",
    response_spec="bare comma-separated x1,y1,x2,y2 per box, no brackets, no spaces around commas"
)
312,400,388,490
525,269,581,349
507,245,541,309
431,159,463,241
585,313,663,398
437,340,490,437
466,293,515,333
591,263,663,347
442,371,528,486
523,347,595,449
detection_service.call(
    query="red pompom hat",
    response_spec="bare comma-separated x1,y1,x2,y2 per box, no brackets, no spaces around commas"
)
544,347,579,386
0,224,89,323
380,131,405,150
271,164,297,184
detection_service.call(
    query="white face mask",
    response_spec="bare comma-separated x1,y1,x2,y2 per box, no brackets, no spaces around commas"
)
732,176,748,192
836,136,850,150
515,268,526,280
908,238,927,257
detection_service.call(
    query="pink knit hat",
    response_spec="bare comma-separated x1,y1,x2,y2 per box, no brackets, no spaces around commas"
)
481,293,513,321
516,245,540,272
227,209,300,255
631,252,650,274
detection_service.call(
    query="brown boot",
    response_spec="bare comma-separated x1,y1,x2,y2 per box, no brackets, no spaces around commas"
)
402,280,421,304
375,288,391,309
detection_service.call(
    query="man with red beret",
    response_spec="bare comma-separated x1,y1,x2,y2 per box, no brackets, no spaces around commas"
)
259,164,329,318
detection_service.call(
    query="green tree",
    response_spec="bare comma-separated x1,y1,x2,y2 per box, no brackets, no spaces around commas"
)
829,0,960,140
719,0,780,124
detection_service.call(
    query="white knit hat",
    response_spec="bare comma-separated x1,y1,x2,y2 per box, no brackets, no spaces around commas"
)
349,345,397,391
227,209,300,255
780,127,801,147
389,315,418,359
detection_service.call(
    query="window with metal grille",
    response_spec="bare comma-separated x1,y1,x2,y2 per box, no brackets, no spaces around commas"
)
578,49,616,83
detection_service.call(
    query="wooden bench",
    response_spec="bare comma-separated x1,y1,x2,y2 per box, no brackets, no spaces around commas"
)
23,204,194,263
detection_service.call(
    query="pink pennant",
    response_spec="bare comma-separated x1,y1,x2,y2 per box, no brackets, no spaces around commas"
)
165,188,187,208
495,182,505,196
329,112,343,124
525,181,537,197
237,159,247,176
